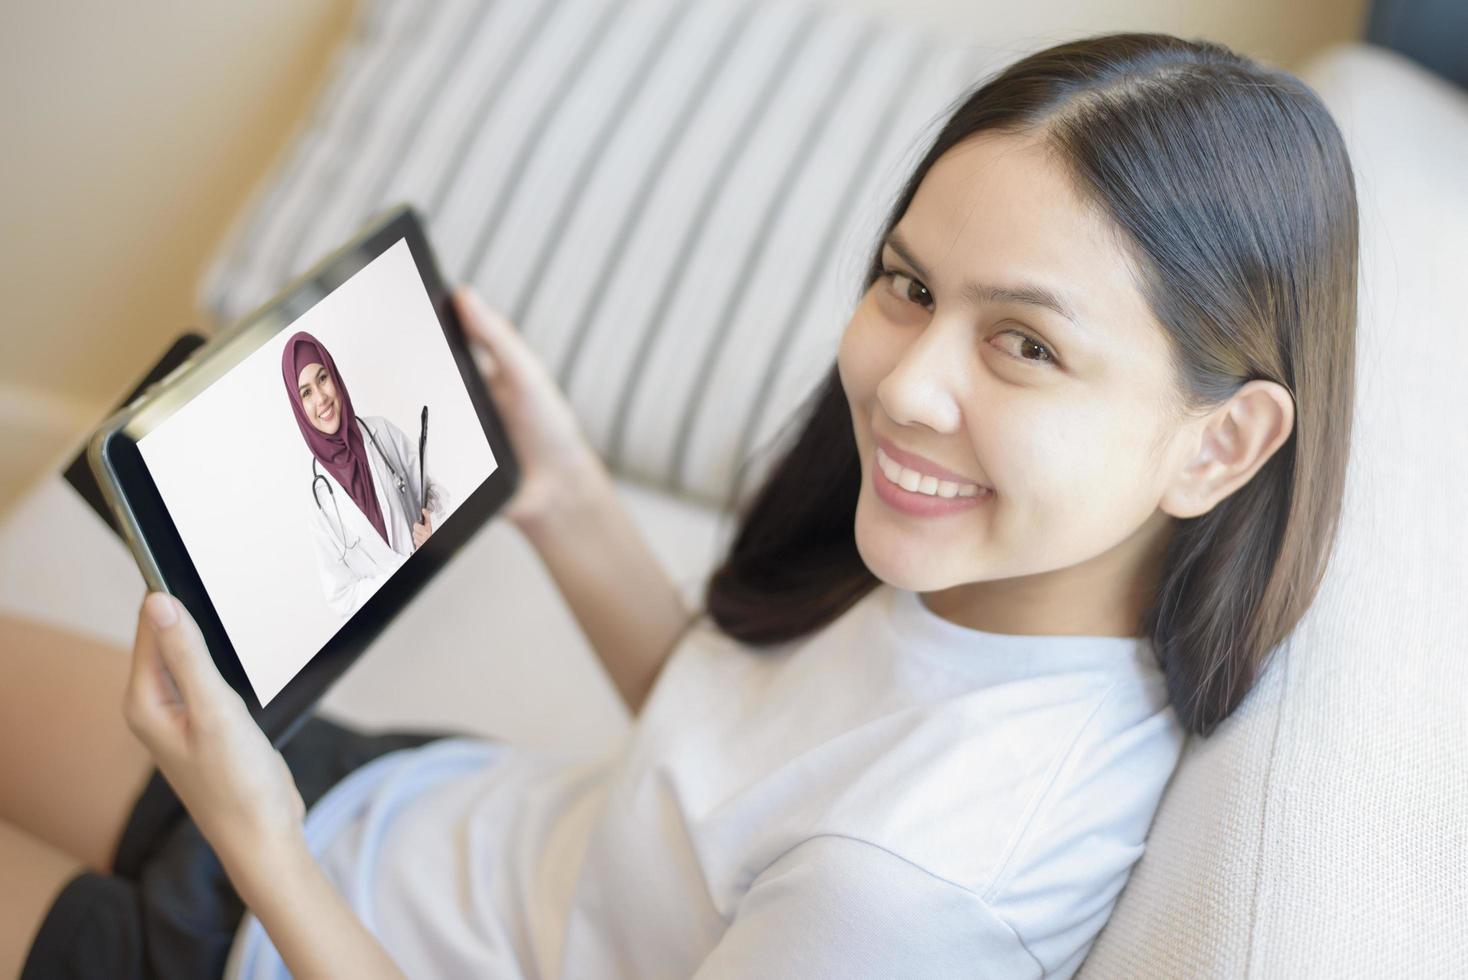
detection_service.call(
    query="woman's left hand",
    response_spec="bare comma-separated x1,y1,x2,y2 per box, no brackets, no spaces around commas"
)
411,508,434,550
123,592,306,878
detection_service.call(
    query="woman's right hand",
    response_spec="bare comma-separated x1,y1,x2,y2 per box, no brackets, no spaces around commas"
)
453,284,609,533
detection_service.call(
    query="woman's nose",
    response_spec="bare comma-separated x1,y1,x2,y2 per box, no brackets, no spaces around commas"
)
876,319,966,433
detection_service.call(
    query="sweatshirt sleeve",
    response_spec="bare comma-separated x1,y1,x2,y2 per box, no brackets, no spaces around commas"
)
689,834,1045,980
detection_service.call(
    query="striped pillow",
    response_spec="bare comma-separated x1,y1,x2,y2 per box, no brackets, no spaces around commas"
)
198,0,995,510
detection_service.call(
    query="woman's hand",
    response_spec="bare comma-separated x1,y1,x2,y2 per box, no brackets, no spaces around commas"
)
454,284,612,535
411,507,434,549
123,592,305,880
126,593,409,977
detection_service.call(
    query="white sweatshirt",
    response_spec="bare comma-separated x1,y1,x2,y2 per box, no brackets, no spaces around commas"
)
226,583,1187,979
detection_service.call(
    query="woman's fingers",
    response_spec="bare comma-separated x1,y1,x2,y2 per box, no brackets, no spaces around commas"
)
454,286,537,380
133,594,237,736
412,509,433,549
145,594,220,703
124,597,185,751
454,287,502,381
122,594,310,873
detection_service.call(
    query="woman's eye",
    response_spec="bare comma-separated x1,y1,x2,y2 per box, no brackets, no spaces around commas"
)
881,268,932,310
993,329,1057,366
878,267,1058,367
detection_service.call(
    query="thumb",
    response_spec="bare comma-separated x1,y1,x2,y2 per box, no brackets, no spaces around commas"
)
143,593,229,711
454,286,532,376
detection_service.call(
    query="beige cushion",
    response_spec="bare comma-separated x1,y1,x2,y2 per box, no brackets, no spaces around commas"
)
1078,42,1468,977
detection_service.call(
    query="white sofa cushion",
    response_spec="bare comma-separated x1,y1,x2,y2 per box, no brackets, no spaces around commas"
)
1078,42,1468,977
194,0,999,510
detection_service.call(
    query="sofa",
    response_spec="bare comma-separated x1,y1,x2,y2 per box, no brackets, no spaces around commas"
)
2,0,1463,973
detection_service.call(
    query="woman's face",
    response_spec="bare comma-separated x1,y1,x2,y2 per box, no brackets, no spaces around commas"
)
838,131,1200,637
297,362,342,435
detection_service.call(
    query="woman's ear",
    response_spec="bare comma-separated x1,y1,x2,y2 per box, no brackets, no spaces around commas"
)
1160,379,1294,519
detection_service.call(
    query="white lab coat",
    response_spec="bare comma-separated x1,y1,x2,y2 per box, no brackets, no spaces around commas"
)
305,414,450,618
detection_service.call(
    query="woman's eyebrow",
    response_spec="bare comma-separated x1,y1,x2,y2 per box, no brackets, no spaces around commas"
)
884,230,1085,331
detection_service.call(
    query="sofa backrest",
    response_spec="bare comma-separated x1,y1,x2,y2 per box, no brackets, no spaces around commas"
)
1079,42,1468,976
198,0,995,512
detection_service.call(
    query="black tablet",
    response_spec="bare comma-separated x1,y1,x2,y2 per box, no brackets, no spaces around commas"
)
87,204,520,745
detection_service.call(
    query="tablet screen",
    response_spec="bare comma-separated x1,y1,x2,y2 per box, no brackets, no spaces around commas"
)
136,236,499,706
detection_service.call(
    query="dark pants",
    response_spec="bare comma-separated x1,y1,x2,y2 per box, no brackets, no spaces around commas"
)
20,714,458,979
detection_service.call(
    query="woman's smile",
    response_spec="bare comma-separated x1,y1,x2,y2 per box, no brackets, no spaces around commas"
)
319,401,337,422
871,448,993,517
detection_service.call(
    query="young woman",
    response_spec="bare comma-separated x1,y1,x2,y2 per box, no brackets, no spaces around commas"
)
2,31,1355,979
284,330,451,617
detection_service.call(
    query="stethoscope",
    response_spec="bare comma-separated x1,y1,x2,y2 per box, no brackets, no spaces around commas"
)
310,419,410,564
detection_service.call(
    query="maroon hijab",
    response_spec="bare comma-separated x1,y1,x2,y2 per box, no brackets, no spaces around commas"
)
282,331,390,545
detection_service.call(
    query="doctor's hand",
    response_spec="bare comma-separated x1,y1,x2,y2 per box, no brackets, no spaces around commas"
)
412,507,434,550
124,592,306,883
455,284,611,536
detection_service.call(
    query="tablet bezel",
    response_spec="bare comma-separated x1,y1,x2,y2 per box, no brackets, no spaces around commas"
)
90,203,520,746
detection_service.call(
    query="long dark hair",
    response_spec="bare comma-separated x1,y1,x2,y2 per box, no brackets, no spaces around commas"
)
697,32,1358,738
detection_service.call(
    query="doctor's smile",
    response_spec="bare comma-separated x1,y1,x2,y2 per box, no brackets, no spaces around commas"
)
298,364,343,435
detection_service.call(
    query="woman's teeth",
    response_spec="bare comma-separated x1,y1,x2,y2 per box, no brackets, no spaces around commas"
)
876,447,987,498
320,404,335,420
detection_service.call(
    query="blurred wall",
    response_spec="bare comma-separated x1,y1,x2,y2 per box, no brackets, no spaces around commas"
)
0,0,356,509
0,0,1367,511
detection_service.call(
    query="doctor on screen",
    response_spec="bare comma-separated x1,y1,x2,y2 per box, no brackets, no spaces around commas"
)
281,330,450,618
